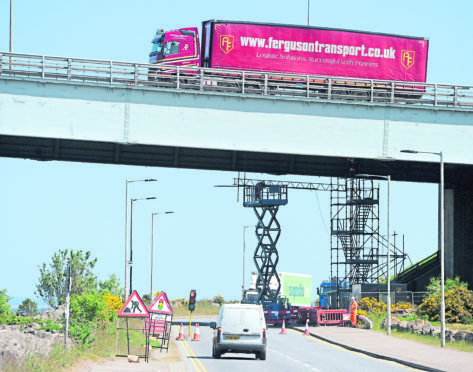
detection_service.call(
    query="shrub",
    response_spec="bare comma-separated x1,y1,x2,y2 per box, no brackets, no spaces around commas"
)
103,293,123,317
392,301,413,310
358,297,386,315
417,295,439,321
38,319,62,332
0,314,34,325
213,294,224,306
69,291,108,346
417,277,473,323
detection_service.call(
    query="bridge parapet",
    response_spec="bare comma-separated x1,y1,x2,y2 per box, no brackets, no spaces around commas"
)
1,52,472,110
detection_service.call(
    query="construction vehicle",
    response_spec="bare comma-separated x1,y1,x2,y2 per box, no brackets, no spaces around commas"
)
317,280,350,308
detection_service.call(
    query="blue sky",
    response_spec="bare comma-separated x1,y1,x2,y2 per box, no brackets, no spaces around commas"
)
1,0,470,306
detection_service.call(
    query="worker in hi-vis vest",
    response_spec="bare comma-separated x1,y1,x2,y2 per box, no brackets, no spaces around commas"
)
350,297,358,327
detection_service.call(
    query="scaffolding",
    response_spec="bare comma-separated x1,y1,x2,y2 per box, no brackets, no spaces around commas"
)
243,183,288,304
331,177,380,286
330,177,408,302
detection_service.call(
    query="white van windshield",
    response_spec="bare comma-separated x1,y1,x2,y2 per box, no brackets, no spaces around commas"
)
222,308,260,327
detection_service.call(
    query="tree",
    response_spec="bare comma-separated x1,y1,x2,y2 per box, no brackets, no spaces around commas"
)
0,288,11,316
36,249,98,309
99,274,122,297
18,298,38,317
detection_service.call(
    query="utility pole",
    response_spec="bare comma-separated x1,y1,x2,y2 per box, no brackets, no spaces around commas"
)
64,264,71,347
307,0,310,26
10,0,13,52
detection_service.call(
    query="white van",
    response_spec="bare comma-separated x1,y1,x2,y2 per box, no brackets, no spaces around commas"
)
210,303,267,360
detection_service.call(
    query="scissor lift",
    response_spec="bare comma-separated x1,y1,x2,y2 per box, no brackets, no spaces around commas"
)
243,182,288,304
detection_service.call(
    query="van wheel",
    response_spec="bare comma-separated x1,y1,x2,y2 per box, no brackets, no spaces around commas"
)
212,345,221,359
257,350,266,360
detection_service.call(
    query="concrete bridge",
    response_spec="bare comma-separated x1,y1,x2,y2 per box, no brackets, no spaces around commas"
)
0,52,472,284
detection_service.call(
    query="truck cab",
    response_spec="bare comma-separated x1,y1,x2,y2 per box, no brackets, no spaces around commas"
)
149,27,200,67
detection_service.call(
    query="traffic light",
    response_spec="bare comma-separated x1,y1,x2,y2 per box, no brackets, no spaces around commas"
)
188,289,197,312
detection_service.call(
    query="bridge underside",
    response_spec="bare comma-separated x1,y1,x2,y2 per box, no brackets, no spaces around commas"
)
2,133,473,186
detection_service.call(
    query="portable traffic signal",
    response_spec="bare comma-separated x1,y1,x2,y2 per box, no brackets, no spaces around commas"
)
188,289,197,312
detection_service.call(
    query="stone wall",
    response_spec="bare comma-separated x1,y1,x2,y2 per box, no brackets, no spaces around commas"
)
381,317,473,343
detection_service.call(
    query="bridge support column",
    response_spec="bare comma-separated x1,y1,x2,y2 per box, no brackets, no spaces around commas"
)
453,185,473,285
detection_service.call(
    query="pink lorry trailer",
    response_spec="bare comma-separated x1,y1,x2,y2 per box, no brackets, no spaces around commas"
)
149,20,428,98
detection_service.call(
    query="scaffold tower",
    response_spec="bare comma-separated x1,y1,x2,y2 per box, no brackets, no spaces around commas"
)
243,182,288,304
330,176,409,292
331,177,380,285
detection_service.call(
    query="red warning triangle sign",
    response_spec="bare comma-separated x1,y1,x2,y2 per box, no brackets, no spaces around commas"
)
118,290,149,317
148,291,173,314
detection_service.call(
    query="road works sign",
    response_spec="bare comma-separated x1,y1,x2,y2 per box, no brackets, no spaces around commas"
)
148,292,173,314
118,290,149,317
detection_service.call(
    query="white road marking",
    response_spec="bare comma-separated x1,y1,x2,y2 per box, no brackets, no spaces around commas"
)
268,347,322,371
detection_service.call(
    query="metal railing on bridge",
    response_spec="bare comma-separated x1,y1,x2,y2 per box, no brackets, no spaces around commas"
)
1,52,472,109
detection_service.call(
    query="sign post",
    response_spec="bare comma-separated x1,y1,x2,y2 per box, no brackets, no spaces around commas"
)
148,292,173,352
116,291,150,362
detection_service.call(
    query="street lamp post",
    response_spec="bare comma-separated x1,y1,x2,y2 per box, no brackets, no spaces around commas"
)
358,174,391,335
150,211,175,299
242,225,253,300
10,0,13,53
124,179,157,300
401,149,445,347
129,196,156,296
307,0,310,26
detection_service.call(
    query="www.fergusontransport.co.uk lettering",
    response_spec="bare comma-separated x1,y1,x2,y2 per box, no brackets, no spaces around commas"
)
240,36,396,59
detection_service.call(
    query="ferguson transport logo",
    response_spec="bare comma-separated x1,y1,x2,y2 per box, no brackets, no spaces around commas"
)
220,35,234,54
401,50,415,69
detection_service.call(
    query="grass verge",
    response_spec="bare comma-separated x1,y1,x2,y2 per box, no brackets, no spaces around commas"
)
368,313,473,353
172,301,221,317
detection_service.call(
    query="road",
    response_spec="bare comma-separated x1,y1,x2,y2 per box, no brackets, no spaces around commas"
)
175,323,420,372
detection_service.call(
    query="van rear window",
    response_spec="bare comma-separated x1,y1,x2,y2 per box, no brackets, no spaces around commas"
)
222,308,260,327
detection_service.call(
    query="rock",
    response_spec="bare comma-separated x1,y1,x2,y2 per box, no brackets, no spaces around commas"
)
465,332,473,344
0,325,64,370
357,315,372,329
397,321,409,332
391,317,400,328
391,309,415,317
431,328,441,337
445,329,454,342
127,355,140,363
453,331,469,342
421,321,436,335
36,305,65,322
380,316,400,329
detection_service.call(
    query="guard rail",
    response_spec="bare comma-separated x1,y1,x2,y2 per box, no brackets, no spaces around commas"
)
1,52,472,109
